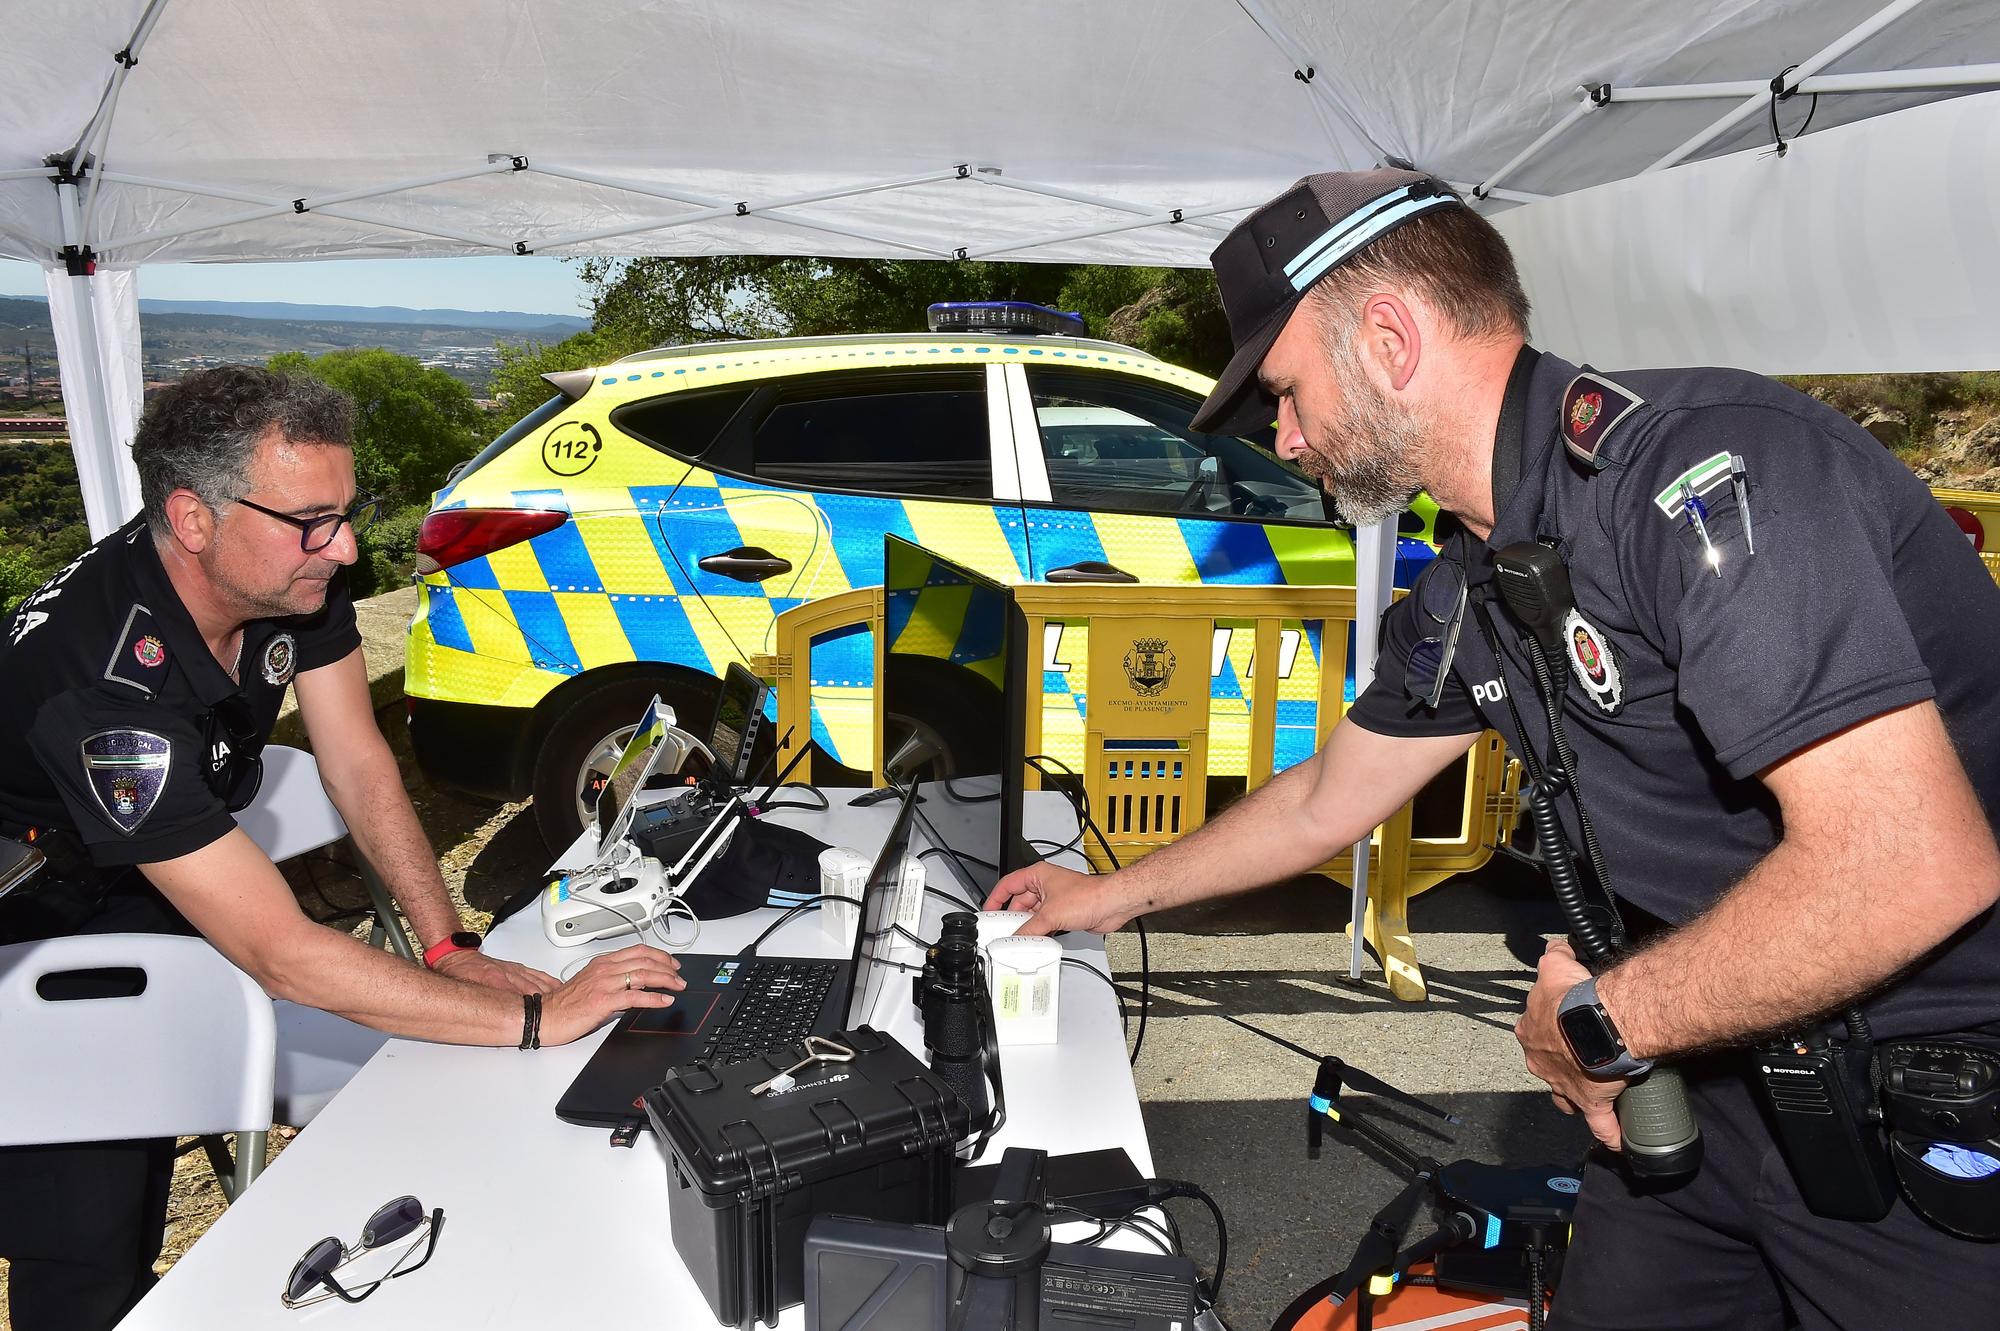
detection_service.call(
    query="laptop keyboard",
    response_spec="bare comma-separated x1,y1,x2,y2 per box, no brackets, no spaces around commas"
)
699,960,839,1064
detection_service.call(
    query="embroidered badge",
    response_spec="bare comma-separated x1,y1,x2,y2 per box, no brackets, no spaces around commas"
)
1561,372,1645,471
261,633,297,687
79,729,172,834
1563,609,1624,715
133,634,166,668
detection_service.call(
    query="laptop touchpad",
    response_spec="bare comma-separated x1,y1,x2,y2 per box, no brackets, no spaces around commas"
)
628,991,718,1035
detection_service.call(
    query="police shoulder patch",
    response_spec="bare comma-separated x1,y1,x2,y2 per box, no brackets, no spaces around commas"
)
80,729,173,834
261,633,297,687
103,604,166,696
1561,372,1645,471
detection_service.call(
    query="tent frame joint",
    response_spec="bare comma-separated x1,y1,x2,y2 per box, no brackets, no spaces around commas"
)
60,245,96,277
1293,65,1315,84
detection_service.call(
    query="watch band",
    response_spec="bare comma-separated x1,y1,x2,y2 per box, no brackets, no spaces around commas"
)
1556,976,1653,1080
422,931,483,970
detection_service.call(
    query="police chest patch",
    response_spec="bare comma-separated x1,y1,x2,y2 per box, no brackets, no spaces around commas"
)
80,729,173,834
1563,610,1624,715
1561,372,1645,471
261,633,297,687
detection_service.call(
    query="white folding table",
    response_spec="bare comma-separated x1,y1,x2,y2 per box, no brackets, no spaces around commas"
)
120,791,1149,1329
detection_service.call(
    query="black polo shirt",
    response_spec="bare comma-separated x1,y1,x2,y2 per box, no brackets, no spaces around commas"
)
1349,348,2000,1042
0,516,360,878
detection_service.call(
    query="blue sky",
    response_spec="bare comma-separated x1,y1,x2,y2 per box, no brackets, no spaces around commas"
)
0,254,591,318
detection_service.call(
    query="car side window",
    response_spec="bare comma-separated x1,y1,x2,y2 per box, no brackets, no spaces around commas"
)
748,370,992,499
1025,367,1324,521
612,385,757,460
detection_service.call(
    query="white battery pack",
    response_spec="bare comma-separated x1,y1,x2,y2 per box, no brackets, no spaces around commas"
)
817,847,871,945
985,935,1063,1046
890,852,927,934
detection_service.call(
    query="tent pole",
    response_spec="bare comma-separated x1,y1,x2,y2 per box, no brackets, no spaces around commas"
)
1346,516,1400,980
1646,0,1933,171
1230,0,1387,162
523,166,963,252
972,173,1233,239
1473,89,1600,200
71,0,174,240
959,197,1263,261
523,163,950,256
51,182,141,540
1606,62,2000,103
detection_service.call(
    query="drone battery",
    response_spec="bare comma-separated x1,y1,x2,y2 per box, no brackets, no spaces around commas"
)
643,1026,970,1330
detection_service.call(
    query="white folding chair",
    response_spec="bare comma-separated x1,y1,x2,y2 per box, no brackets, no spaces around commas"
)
233,745,395,1126
0,933,276,1198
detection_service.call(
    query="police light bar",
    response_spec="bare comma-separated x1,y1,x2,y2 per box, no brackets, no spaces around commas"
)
927,301,1086,337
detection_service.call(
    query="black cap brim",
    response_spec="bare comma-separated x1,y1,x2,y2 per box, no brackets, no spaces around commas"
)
1190,295,1299,436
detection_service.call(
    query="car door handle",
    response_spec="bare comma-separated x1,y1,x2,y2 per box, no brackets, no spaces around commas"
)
1045,560,1138,584
698,547,793,581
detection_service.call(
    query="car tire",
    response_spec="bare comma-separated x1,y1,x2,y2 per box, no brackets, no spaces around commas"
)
528,673,721,857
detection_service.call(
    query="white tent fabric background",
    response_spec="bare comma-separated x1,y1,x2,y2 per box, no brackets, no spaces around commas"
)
5,0,1999,533
4,0,1996,981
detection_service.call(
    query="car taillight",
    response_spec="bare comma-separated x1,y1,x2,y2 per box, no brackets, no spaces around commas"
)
414,508,567,573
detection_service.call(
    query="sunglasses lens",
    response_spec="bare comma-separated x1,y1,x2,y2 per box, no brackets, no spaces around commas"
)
1406,637,1446,707
362,1196,425,1248
287,1236,343,1304
1415,561,1465,624
350,497,381,538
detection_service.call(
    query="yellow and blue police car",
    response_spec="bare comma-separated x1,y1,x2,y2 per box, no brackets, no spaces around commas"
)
405,302,1438,850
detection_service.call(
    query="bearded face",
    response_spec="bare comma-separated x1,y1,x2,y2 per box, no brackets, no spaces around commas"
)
1291,342,1430,527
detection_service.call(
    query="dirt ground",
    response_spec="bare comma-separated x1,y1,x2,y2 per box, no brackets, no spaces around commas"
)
0,702,547,1330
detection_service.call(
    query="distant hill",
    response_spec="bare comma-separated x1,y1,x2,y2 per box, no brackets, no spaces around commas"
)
0,293,585,335
135,299,588,334
0,294,587,393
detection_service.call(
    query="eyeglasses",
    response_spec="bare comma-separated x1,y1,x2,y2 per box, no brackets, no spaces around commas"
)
234,491,380,553
281,1195,443,1309
1403,558,1468,710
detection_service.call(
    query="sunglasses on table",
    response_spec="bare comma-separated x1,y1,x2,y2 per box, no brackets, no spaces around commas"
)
234,491,380,553
280,1195,444,1309
1403,557,1468,710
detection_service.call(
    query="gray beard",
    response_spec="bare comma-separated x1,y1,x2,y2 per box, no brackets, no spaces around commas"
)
1299,356,1428,527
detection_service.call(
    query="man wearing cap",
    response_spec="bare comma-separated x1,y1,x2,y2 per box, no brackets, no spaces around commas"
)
0,366,685,1330
988,168,2000,1325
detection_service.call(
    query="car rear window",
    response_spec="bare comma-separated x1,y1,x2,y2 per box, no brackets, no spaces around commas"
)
747,370,991,499
613,386,757,460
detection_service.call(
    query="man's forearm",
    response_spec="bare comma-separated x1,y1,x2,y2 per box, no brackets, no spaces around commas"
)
321,747,462,948
1599,835,1992,1060
263,921,524,1044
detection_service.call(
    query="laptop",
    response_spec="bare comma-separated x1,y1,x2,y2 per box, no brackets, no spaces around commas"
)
554,780,922,1128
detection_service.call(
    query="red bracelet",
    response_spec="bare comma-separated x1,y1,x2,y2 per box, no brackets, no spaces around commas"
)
422,931,483,969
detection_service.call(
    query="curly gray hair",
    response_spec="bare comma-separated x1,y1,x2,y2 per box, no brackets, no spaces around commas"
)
132,365,355,538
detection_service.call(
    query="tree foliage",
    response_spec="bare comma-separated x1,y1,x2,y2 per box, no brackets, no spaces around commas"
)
484,257,1236,432
267,347,483,510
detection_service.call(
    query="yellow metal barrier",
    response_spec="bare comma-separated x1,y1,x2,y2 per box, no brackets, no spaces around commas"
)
1933,486,2000,587
755,582,1521,1002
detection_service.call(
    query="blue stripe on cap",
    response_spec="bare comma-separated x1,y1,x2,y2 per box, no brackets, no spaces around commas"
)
1286,193,1456,292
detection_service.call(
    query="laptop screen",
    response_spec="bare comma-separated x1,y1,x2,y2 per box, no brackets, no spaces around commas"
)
845,781,923,1029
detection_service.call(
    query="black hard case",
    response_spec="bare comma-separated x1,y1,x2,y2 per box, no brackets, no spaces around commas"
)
643,1025,969,1329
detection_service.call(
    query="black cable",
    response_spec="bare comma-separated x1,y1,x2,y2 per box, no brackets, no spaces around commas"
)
916,864,983,908
742,893,846,955
1027,752,1149,1067
1030,833,1084,858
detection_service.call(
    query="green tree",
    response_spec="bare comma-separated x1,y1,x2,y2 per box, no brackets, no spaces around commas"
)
268,347,483,508
488,326,653,430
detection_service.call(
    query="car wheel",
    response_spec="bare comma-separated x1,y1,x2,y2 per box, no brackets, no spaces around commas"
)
528,674,720,856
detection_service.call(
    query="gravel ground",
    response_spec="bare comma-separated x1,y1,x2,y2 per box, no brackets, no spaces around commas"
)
1,704,1583,1330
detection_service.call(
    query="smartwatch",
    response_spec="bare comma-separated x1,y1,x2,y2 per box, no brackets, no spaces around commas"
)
1556,976,1652,1080
422,931,484,970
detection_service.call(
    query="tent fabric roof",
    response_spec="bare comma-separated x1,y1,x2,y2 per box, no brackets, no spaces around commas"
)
4,0,1997,271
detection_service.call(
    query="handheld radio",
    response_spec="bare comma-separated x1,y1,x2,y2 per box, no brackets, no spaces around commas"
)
1491,542,1703,1181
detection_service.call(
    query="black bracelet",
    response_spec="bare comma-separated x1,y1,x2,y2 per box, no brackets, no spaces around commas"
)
520,992,542,1050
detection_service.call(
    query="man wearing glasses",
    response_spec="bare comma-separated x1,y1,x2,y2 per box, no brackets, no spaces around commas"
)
989,170,2000,1325
0,366,683,1330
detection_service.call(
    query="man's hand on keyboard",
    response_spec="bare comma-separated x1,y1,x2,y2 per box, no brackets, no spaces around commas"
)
984,862,1128,936
542,944,687,1046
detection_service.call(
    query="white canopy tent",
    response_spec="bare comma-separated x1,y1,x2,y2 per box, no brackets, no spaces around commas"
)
6,0,1997,976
